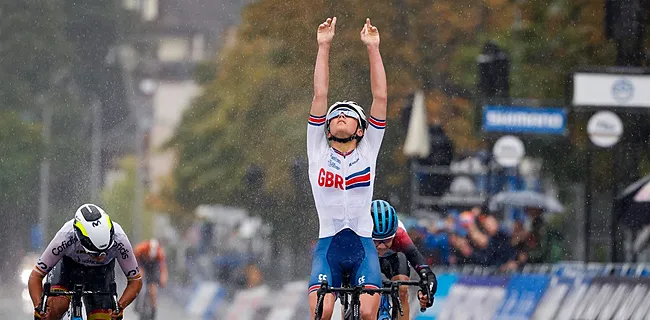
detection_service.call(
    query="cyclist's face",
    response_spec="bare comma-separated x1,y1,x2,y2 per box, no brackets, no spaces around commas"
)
374,238,393,255
328,115,362,139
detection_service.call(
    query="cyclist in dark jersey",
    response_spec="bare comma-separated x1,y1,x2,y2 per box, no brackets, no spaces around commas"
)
371,200,438,319
134,238,168,318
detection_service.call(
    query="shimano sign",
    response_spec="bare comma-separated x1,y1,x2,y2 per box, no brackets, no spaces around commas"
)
482,105,567,135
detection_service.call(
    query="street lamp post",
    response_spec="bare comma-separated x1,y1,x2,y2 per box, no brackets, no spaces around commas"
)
133,78,156,243
90,97,102,202
38,94,52,249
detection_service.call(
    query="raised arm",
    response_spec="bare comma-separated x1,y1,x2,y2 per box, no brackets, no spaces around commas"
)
311,17,337,116
360,18,387,120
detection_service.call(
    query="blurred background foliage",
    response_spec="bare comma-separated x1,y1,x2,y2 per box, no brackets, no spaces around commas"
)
168,0,632,221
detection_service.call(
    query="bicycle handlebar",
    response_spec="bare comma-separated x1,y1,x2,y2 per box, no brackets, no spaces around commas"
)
36,282,122,320
314,277,429,320
383,277,429,312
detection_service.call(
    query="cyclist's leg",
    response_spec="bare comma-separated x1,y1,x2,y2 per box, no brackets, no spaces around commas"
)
46,258,73,319
308,236,338,320
144,261,161,313
377,255,393,318
355,237,381,320
390,253,411,320
148,283,157,316
83,260,115,320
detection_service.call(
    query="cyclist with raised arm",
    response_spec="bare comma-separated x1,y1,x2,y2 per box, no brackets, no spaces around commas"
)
371,200,438,319
134,238,168,318
28,204,142,319
307,16,387,320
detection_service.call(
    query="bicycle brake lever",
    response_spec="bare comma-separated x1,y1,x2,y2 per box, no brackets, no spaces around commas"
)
37,282,51,315
417,289,427,313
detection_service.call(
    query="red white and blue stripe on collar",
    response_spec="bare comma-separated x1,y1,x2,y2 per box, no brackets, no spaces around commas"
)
332,148,354,157
368,116,386,129
308,114,326,126
346,167,371,190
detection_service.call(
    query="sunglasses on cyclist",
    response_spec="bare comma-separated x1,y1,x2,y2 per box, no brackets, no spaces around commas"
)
373,237,394,245
84,250,107,258
81,243,112,257
327,108,360,121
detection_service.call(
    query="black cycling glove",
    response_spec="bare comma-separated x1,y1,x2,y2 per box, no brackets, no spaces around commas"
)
419,266,437,307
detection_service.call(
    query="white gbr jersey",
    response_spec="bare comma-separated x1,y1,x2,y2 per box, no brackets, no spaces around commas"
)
307,113,386,238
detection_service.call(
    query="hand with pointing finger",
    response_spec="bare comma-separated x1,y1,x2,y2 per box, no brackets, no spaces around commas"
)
360,18,380,48
317,17,337,46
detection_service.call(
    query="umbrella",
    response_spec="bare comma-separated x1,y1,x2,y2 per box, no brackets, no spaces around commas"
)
615,174,650,229
616,174,650,204
403,90,430,158
489,190,565,213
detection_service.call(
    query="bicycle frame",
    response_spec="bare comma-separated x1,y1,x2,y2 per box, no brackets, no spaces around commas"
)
377,279,429,319
36,282,121,320
314,279,395,320
136,278,156,320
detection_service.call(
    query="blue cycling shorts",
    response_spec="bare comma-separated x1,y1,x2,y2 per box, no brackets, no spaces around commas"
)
308,228,382,293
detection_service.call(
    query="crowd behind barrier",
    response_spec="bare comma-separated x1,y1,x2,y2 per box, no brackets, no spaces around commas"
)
177,262,650,320
402,205,567,273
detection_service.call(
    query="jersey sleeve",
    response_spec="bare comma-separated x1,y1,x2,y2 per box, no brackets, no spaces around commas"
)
359,116,386,158
113,226,141,281
133,242,146,261
307,114,328,160
392,226,429,271
158,247,168,276
157,247,166,264
33,223,72,276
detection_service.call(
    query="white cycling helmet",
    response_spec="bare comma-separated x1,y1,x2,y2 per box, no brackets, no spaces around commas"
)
326,101,368,142
148,239,160,259
326,100,368,130
74,204,115,253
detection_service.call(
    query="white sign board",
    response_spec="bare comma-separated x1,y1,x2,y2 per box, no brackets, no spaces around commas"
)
493,135,525,167
587,111,623,148
573,73,650,108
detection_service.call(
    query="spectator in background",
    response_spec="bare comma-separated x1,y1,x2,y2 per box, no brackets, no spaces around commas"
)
423,220,452,265
523,206,565,264
448,230,483,265
245,263,264,288
504,206,565,271
446,214,485,266
463,209,515,267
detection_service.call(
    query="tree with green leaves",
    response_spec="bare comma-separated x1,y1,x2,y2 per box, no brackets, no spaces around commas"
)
0,1,134,280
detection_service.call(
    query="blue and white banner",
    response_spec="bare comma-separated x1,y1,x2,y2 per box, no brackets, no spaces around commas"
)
493,274,549,319
414,274,458,320
482,105,567,135
437,276,508,320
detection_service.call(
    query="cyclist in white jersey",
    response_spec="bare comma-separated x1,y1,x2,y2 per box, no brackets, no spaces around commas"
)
307,16,387,320
28,204,142,319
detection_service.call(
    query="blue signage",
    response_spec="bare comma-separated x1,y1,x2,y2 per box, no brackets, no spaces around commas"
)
415,274,458,320
482,105,567,135
493,274,550,319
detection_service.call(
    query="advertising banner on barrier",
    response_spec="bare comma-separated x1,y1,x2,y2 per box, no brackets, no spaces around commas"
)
493,274,550,319
437,275,508,320
552,275,592,320
224,285,270,320
414,274,458,320
575,277,650,320
532,275,577,320
265,281,308,320
185,281,227,318
482,105,567,135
